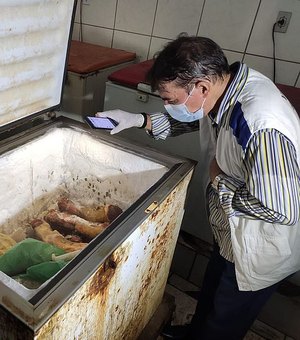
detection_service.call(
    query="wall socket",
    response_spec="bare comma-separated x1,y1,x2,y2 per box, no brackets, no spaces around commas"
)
274,11,292,33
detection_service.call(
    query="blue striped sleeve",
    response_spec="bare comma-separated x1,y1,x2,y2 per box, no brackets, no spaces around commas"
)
149,112,171,140
149,112,199,140
217,129,300,225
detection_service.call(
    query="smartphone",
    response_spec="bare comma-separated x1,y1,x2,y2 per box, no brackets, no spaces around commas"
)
85,116,118,130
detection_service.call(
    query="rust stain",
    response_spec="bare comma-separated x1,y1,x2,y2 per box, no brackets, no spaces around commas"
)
8,177,190,340
115,192,181,340
36,245,132,339
138,188,179,304
149,209,159,220
88,256,117,298
36,257,118,339
35,310,64,339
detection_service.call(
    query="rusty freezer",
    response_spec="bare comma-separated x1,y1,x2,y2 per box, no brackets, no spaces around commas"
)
0,117,195,339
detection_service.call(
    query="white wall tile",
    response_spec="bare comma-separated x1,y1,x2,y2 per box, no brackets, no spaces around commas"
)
112,31,151,61
198,0,260,52
223,50,244,64
243,54,300,86
73,0,300,85
81,25,113,47
115,0,156,35
247,0,300,63
148,41,244,67
148,37,171,59
153,0,204,39
79,0,117,29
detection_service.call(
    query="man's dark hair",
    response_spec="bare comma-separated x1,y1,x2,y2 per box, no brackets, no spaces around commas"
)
147,34,230,92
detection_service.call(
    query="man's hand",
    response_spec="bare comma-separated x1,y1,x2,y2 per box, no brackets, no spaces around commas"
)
96,110,146,135
209,157,224,181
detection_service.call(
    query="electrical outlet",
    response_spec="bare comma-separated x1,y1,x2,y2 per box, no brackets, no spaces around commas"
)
82,0,91,5
274,11,292,33
136,92,149,103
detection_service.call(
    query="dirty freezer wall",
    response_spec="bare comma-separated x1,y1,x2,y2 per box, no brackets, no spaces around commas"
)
34,174,192,340
0,123,194,339
0,127,167,299
0,144,192,339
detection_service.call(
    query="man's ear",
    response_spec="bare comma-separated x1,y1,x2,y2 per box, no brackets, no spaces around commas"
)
195,79,210,95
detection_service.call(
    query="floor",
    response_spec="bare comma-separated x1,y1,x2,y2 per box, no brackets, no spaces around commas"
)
166,231,300,340
158,273,296,340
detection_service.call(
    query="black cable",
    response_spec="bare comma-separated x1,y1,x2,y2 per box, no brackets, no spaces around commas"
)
79,0,83,42
272,22,277,83
272,18,285,83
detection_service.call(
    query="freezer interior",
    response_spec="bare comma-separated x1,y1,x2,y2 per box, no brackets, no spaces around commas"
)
0,125,168,300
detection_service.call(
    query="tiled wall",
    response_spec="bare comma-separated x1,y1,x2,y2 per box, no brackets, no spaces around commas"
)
72,0,300,87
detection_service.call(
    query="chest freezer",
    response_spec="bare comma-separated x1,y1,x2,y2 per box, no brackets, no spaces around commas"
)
0,2,195,339
61,40,136,117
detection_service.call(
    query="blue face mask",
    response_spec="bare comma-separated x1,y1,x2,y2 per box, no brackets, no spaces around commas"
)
164,86,206,122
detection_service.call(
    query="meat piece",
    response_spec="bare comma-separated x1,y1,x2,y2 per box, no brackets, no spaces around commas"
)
65,234,83,243
9,227,34,243
30,219,87,253
58,197,122,223
0,227,34,256
44,209,75,232
74,222,109,240
44,210,109,240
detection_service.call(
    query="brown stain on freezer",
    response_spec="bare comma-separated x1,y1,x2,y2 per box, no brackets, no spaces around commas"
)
88,256,117,298
120,189,180,339
141,189,179,298
25,181,188,339
139,219,175,301
36,256,119,339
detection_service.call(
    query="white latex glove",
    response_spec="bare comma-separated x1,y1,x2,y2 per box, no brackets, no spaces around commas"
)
96,110,145,135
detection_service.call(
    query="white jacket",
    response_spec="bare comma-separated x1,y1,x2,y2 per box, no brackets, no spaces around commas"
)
215,68,300,290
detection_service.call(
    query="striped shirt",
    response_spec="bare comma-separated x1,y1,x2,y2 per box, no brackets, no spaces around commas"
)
148,63,300,262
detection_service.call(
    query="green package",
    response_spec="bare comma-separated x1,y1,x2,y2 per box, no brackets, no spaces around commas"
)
0,238,65,276
21,260,67,283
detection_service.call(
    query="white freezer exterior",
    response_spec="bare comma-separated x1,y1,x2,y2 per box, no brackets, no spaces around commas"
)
0,119,194,338
61,61,135,116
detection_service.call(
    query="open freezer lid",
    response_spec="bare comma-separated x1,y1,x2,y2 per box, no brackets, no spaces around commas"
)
0,0,76,130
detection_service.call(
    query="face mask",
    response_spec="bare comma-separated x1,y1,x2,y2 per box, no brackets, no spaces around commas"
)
164,86,206,122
